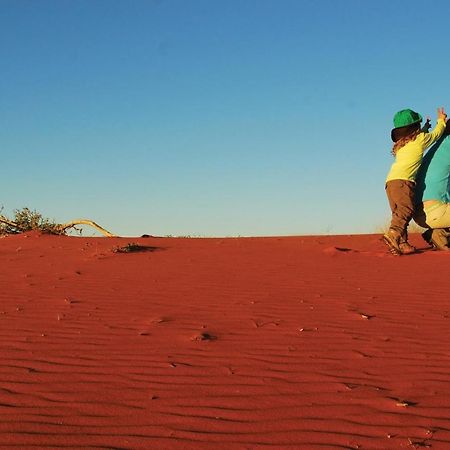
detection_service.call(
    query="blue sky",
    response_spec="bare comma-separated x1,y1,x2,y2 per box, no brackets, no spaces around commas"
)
1,0,449,236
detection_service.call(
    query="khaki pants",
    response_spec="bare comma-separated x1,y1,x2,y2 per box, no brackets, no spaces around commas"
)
414,202,450,229
385,179,415,235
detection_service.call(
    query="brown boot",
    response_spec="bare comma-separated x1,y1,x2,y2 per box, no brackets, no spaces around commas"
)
428,228,450,251
382,229,403,255
398,239,417,254
398,230,416,254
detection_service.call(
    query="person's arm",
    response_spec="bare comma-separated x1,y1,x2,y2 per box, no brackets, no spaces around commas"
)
421,107,447,147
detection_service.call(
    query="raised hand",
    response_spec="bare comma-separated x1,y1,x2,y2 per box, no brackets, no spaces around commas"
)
438,107,447,122
423,117,432,131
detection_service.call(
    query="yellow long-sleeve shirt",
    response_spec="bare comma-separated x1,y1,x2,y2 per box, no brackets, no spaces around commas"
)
386,119,446,182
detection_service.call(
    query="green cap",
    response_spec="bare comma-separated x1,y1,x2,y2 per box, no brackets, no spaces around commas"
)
393,109,423,128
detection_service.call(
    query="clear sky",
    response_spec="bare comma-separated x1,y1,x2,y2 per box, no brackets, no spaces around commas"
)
1,0,450,237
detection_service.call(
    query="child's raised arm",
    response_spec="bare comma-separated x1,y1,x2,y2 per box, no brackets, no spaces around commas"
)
422,107,447,146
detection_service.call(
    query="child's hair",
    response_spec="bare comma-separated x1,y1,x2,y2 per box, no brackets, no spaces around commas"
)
391,122,421,156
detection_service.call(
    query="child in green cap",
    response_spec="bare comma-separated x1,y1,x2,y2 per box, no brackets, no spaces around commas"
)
383,107,447,255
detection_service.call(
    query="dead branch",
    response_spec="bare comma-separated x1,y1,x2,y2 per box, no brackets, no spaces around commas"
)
57,219,117,237
0,215,20,229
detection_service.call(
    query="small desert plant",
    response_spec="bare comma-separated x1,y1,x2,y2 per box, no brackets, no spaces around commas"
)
14,208,60,233
112,242,148,253
0,207,60,235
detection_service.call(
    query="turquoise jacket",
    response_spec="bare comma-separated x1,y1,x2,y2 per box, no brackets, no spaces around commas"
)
415,135,450,204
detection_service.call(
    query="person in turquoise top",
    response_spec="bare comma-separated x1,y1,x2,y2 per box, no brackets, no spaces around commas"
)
414,121,450,250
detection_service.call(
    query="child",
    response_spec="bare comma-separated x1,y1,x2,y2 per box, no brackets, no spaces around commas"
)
383,107,447,255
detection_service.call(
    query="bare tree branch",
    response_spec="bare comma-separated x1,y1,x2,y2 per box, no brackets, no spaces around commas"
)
57,219,117,237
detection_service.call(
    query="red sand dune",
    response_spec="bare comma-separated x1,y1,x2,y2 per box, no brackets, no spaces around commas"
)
1,232,450,449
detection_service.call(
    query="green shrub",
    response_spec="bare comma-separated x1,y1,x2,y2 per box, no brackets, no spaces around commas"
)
0,207,61,235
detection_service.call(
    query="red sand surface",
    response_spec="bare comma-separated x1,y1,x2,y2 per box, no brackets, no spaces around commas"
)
1,232,450,449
